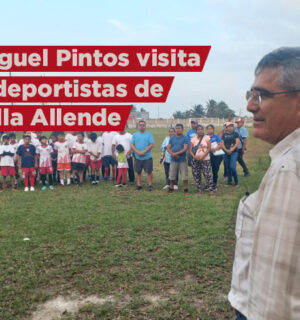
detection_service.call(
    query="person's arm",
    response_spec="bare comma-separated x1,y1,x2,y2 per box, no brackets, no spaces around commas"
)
161,137,167,151
139,143,154,156
202,140,211,159
221,140,230,154
111,144,117,159
34,154,38,168
242,137,247,153
173,144,188,156
189,141,196,158
131,143,143,156
230,137,240,152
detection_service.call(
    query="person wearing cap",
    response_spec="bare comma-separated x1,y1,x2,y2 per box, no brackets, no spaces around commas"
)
228,47,300,320
186,120,198,166
235,118,250,177
221,122,240,186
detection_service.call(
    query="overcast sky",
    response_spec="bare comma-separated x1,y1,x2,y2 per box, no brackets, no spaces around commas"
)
1,0,299,118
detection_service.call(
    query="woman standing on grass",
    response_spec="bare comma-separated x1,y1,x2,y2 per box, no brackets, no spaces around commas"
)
189,125,214,196
221,122,240,186
206,124,224,191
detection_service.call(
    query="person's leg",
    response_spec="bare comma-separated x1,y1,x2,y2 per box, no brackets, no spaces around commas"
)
116,168,122,184
230,151,239,185
2,176,7,189
225,154,232,184
223,155,228,178
111,158,117,179
66,170,71,185
40,174,46,186
168,162,177,191
210,154,217,187
127,157,135,183
23,169,29,188
10,175,15,190
214,155,223,187
192,159,202,191
202,160,214,193
59,170,64,185
48,173,53,186
146,159,153,187
122,168,128,184
30,170,35,187
181,162,189,193
79,170,84,183
237,149,249,175
164,162,170,185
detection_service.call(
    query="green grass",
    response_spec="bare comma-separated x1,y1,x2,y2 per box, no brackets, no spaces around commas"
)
0,128,271,320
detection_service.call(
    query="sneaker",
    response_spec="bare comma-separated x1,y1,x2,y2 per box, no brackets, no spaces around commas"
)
79,182,83,187
49,185,54,190
148,185,153,191
135,186,142,190
122,183,128,187
184,189,190,195
163,185,169,190
167,188,174,194
42,186,47,191
115,184,122,187
108,176,112,181
101,176,105,181
235,184,240,187
213,186,218,191
30,187,35,191
92,181,96,185
24,187,29,192
174,185,179,190
244,173,250,177
204,185,209,191
225,183,233,186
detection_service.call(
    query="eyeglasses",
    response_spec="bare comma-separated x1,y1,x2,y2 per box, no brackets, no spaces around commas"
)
246,88,300,104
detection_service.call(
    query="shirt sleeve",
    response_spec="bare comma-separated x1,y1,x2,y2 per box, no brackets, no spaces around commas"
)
130,134,135,145
161,137,167,151
16,146,22,156
112,135,117,145
241,127,248,138
184,136,189,145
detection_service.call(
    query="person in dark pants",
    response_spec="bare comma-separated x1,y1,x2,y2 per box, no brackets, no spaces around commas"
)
160,128,178,189
222,122,240,186
206,124,224,190
234,119,250,177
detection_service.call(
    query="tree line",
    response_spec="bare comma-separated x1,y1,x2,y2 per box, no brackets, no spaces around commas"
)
172,100,236,119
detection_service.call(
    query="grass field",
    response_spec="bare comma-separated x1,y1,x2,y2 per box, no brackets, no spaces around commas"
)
0,128,271,320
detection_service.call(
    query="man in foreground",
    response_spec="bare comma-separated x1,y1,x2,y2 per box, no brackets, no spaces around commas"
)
228,47,300,320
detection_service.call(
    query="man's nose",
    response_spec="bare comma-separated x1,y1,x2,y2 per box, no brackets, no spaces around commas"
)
247,100,260,114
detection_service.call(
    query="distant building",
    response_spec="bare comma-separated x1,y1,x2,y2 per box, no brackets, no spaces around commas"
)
130,110,150,120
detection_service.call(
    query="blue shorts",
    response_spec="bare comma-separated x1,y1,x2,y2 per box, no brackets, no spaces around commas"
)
102,155,116,167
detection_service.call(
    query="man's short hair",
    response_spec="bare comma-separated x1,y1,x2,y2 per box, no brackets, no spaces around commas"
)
255,47,300,90
138,120,146,125
2,135,9,140
176,123,184,129
24,135,31,139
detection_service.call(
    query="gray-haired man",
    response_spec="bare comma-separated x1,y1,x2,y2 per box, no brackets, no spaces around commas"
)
228,47,300,320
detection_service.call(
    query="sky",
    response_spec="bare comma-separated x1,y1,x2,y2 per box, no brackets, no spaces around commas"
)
0,0,299,118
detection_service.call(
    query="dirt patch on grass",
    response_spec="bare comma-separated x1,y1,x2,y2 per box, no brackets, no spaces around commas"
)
30,293,169,320
31,294,115,320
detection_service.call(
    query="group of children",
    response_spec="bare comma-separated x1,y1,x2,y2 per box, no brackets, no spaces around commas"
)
0,131,129,192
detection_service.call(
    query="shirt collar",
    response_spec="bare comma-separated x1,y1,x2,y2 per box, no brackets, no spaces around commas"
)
269,127,300,161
